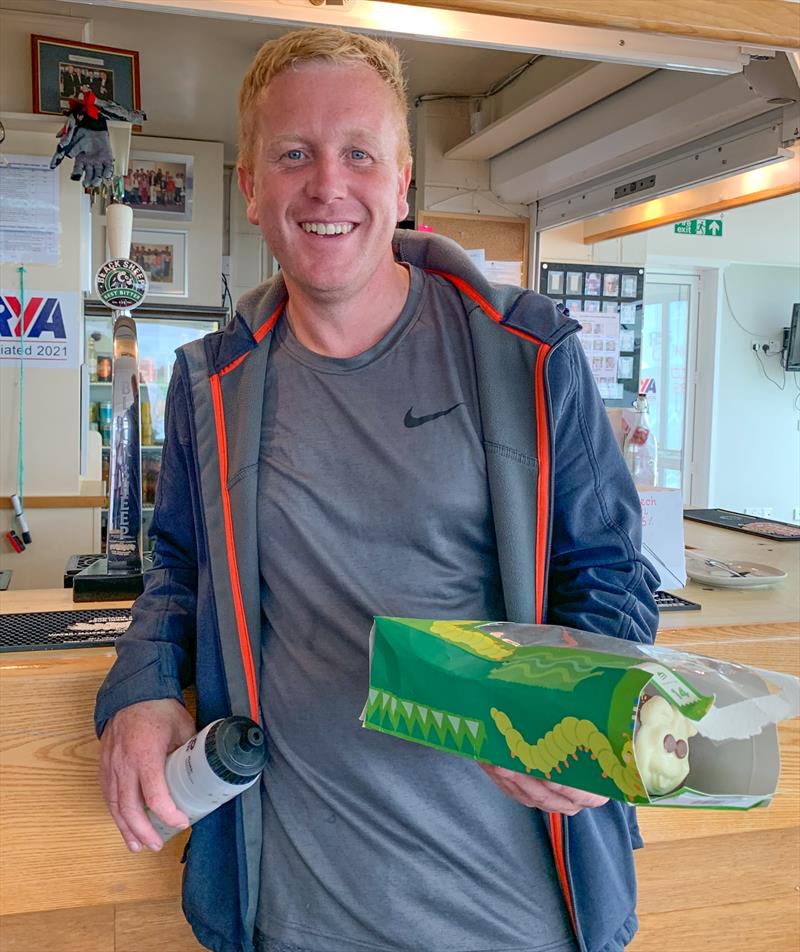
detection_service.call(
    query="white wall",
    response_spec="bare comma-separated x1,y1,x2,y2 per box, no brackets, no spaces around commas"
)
540,194,800,523
0,123,99,588
0,4,224,590
711,263,799,522
87,135,224,309
415,99,527,218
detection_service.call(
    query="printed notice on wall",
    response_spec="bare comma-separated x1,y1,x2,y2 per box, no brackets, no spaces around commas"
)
0,291,80,368
0,155,60,265
575,311,621,399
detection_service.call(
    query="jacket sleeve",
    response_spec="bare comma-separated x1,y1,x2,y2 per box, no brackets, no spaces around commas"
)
544,336,660,644
94,359,200,737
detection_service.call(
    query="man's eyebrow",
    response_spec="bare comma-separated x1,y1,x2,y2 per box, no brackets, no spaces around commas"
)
265,130,387,149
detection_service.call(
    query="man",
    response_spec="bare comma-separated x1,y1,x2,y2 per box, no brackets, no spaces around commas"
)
96,27,659,952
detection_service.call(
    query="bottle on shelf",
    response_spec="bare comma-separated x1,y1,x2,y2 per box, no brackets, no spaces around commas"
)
87,335,98,382
622,393,658,488
141,384,154,446
96,354,112,383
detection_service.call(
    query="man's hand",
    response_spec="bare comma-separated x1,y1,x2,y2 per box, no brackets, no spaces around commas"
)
480,763,609,815
99,698,197,852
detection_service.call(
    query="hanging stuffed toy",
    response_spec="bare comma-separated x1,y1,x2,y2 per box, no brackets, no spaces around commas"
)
50,87,146,189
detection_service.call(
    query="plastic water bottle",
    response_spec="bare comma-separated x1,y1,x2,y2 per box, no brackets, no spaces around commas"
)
623,393,658,488
148,716,266,843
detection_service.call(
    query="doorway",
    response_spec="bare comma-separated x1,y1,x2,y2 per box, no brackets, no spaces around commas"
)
640,273,702,500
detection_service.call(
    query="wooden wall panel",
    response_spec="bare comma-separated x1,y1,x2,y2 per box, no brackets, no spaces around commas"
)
0,658,186,916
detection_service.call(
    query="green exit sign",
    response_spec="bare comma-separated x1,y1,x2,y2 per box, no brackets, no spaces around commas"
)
674,218,723,236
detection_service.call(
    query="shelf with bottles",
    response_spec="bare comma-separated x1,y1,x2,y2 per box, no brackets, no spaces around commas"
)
85,301,226,451
100,452,162,507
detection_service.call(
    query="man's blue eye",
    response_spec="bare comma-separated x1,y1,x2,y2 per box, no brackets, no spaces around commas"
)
351,150,368,160
286,150,304,160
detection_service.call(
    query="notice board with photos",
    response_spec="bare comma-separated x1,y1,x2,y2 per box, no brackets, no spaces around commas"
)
539,262,644,407
417,210,530,288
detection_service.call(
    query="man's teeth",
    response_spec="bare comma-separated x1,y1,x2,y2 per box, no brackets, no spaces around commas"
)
301,222,354,235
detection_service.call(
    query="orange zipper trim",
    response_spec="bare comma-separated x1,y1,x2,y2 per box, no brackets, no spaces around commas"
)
425,267,551,623
206,302,284,723
218,302,284,378
549,813,577,934
210,371,260,722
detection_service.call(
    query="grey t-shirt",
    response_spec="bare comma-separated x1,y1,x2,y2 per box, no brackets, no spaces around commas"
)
256,266,575,952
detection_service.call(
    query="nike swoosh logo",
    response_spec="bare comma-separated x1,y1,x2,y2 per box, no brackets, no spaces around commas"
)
404,402,463,428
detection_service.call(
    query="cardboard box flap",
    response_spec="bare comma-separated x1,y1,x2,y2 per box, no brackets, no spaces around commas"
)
694,666,800,741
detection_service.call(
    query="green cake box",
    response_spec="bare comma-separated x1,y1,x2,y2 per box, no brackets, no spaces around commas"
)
362,618,800,809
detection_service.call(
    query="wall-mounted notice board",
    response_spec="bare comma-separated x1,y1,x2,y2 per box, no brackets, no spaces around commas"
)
539,261,645,408
416,210,530,288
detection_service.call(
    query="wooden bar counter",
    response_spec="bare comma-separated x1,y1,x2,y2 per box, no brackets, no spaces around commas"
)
1,522,798,951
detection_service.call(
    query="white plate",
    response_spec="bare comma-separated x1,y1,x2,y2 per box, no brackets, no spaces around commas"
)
686,556,788,589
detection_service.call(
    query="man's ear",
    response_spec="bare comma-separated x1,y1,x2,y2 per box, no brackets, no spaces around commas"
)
237,164,259,226
396,158,413,224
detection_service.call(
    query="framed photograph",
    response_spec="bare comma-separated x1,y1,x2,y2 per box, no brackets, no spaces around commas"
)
621,273,639,298
129,229,188,296
566,298,581,314
619,328,636,352
603,273,620,297
583,300,601,313
31,35,141,117
566,271,583,294
584,272,601,296
620,302,637,324
602,302,619,314
547,269,565,295
123,152,193,220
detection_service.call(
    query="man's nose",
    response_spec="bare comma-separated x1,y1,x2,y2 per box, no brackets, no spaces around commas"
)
304,154,346,203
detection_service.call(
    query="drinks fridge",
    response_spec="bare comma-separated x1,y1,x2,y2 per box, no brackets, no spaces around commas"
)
83,301,228,552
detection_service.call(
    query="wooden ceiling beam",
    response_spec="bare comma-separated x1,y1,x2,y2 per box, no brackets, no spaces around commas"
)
382,1,800,51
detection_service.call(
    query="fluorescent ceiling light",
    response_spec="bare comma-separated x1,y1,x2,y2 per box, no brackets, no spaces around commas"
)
72,0,752,74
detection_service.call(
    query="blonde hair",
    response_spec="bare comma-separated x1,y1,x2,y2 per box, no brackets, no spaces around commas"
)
238,27,411,171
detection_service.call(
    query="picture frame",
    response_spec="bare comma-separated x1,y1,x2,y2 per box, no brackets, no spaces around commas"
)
620,302,637,323
621,273,639,298
128,229,188,296
603,273,620,297
31,35,141,118
123,152,194,221
546,269,564,294
566,271,583,295
584,272,601,296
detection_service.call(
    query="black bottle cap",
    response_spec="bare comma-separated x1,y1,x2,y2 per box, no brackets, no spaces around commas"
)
205,716,267,785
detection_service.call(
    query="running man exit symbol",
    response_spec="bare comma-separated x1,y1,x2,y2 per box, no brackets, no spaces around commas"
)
674,219,723,236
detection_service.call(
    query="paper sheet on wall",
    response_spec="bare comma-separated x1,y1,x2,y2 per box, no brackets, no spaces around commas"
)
0,155,60,265
464,248,486,272
575,310,621,399
484,260,522,286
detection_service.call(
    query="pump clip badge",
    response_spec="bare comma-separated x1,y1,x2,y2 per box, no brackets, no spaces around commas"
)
95,259,148,310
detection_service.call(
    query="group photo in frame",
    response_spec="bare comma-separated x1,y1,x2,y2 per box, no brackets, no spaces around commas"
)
31,34,141,116
122,152,193,220
128,229,188,297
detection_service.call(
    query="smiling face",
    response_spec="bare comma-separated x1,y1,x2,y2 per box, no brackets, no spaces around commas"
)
237,61,411,307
